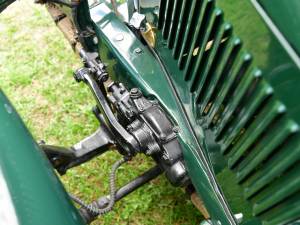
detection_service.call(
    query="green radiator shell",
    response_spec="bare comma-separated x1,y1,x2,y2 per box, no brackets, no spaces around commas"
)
1,0,299,224
90,3,236,225
156,0,300,224
90,0,300,224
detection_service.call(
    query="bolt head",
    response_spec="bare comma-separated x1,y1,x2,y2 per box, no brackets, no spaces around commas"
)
130,88,139,94
130,88,142,98
160,134,167,141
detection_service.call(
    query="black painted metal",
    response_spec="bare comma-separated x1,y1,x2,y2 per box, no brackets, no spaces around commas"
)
41,125,114,174
80,165,163,224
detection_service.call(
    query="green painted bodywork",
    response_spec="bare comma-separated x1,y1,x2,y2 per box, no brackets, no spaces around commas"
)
1,0,300,225
89,4,236,224
89,1,300,225
258,0,300,55
0,91,85,225
154,0,300,224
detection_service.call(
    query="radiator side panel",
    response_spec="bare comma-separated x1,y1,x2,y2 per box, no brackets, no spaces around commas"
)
155,0,300,224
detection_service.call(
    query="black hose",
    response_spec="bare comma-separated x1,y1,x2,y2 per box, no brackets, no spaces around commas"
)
69,157,128,215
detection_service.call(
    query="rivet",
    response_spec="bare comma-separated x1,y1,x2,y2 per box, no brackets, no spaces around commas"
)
134,47,142,54
115,33,124,41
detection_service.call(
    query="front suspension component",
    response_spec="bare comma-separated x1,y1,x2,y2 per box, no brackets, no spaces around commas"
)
73,49,188,186
42,48,189,222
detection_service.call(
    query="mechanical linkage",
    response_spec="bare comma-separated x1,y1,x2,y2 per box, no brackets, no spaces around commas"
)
41,49,189,223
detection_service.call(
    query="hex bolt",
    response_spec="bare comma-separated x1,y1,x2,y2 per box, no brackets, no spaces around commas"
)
160,134,167,141
130,88,142,98
101,73,109,82
130,88,139,94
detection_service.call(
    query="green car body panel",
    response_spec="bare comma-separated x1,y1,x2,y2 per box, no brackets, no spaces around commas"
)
258,0,300,55
88,1,300,224
0,91,85,225
1,0,300,225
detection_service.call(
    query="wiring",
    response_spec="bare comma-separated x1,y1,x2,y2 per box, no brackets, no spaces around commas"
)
69,157,128,215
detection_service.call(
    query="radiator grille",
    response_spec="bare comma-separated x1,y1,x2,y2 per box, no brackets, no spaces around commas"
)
157,0,300,224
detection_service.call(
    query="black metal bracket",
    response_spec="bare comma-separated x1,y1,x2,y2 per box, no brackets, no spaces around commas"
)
41,123,114,175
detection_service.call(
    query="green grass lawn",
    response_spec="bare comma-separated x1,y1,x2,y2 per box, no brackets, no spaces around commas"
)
0,1,201,224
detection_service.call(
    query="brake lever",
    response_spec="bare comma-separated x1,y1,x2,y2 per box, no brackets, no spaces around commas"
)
74,49,140,156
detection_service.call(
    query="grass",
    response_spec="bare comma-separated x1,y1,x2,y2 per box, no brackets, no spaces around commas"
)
0,1,201,224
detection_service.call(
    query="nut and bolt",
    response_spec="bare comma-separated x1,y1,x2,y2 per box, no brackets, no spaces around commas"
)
130,88,142,98
160,134,167,141
73,68,88,82
130,88,139,94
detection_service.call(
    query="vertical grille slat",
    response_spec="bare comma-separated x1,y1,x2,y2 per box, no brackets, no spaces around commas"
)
228,101,285,168
158,0,167,29
172,0,190,59
208,68,262,127
236,119,298,183
190,18,231,90
189,8,225,92
200,50,250,116
204,52,251,119
217,81,273,153
195,36,241,109
183,0,216,80
176,0,198,68
178,0,206,69
253,164,300,215
167,0,182,48
244,138,300,198
162,0,175,39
